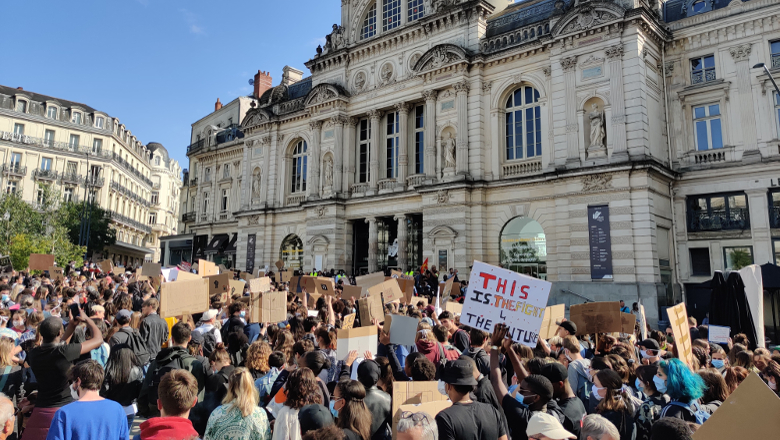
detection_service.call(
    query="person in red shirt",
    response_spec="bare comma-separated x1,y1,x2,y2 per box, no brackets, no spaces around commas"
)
135,370,199,440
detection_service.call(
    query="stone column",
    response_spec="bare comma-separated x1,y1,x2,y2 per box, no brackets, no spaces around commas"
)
309,120,323,198
395,214,408,271
366,217,378,273
605,44,628,160
259,135,271,206
395,102,410,186
332,116,345,195
344,118,357,193
561,56,579,165
730,44,759,160
454,80,470,175
268,127,280,207
368,110,383,192
241,141,251,209
422,90,438,178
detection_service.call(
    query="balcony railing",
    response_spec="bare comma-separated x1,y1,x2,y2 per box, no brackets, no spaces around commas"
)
0,131,113,159
182,211,196,222
187,139,205,156
110,180,151,207
691,68,716,85
61,172,84,185
286,194,306,206
1,164,26,177
200,213,210,222
32,169,58,181
189,177,198,187
350,182,369,195
218,212,229,221
86,176,105,187
111,153,153,187
406,174,426,189
109,210,152,234
689,208,749,232
503,160,543,178
378,178,397,191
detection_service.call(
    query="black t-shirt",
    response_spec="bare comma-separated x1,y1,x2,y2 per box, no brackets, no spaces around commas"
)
556,397,586,438
502,395,565,440
451,329,470,353
436,401,506,440
27,342,82,408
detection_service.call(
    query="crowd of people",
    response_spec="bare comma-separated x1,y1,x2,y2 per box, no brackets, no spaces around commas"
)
0,261,777,440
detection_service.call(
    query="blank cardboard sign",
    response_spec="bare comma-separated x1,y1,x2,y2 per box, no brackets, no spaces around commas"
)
385,314,419,346
99,260,113,274
142,263,162,277
250,291,286,323
161,278,209,318
336,326,377,359
29,254,55,271
621,312,636,334
355,272,386,295
693,373,780,440
358,294,384,326
569,301,622,335
198,259,218,277
249,277,271,293
368,279,404,303
342,285,362,302
539,304,566,340
391,382,449,439
444,301,462,315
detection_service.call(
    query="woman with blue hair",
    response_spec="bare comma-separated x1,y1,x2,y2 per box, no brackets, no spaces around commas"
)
657,358,707,421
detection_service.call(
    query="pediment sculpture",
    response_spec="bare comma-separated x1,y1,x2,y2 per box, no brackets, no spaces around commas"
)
413,44,469,74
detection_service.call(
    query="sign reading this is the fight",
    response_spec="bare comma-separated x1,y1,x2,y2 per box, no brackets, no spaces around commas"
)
462,261,552,347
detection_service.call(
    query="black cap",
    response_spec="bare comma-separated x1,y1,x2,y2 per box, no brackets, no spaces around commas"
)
357,360,380,388
638,338,660,351
442,359,478,386
540,362,568,383
189,331,204,345
298,404,334,435
558,320,577,335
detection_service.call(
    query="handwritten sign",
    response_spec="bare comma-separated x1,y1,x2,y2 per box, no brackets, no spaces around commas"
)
461,261,552,347
342,313,356,330
49,266,64,282
368,279,404,303
709,325,731,345
667,302,694,368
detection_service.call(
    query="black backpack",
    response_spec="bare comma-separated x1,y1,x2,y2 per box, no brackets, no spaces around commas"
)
146,352,196,413
201,328,218,359
122,328,151,365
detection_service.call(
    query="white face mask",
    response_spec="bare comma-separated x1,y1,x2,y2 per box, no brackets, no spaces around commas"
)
592,384,605,400
770,380,777,391
70,383,80,400
12,320,23,328
437,380,448,396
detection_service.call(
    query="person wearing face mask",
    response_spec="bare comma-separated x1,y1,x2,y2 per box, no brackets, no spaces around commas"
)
709,345,728,373
657,358,706,422
633,365,669,440
761,360,780,397
592,370,639,440
10,310,27,336
637,339,664,366
330,379,372,440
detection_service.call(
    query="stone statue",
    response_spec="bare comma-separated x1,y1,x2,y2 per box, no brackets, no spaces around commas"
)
443,132,456,169
589,103,605,149
331,24,345,50
252,170,262,198
324,157,334,187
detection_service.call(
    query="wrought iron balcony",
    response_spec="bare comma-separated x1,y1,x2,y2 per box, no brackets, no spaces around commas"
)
86,176,105,187
32,168,58,181
182,211,196,222
189,177,198,187
152,182,161,189
689,208,749,232
0,131,113,159
61,172,85,185
187,139,205,156
108,210,152,234
1,163,26,177
111,153,153,187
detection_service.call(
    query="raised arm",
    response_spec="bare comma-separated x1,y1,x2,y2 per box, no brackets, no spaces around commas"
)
489,324,510,401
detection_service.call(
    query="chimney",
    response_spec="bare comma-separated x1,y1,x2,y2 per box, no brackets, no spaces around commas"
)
253,70,273,99
16,87,23,91
215,98,222,112
282,66,304,86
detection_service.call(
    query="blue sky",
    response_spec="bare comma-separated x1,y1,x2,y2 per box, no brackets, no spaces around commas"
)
2,0,340,173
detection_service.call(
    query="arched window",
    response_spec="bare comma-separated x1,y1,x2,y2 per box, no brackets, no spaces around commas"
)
280,234,304,269
500,217,547,279
383,0,401,32
505,86,541,161
291,140,308,193
361,4,377,39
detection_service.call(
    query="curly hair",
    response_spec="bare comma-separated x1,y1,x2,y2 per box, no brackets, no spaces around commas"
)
244,341,272,374
285,367,322,409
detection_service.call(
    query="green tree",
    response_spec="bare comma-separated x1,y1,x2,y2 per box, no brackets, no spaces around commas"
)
9,228,85,271
0,193,46,254
58,201,117,256
729,248,753,270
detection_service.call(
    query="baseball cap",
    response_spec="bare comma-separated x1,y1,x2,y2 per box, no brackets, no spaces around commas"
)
298,404,334,435
357,360,381,388
558,320,577,335
201,309,218,321
526,412,576,439
638,338,661,351
540,363,568,383
116,309,132,320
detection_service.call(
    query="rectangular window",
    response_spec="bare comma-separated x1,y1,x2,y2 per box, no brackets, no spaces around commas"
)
414,105,425,175
90,165,100,180
92,138,103,154
359,118,371,183
771,41,780,70
13,124,24,135
221,189,229,211
205,168,212,182
382,0,401,32
72,112,82,124
687,192,749,232
5,181,17,195
66,161,78,176
690,248,711,276
10,153,21,168
724,246,753,270
151,192,159,205
47,106,58,119
149,212,156,225
386,112,399,179
40,158,52,171
88,189,96,203
203,192,209,213
69,134,80,149
15,101,27,113
253,147,262,157
36,184,46,205
64,187,74,203
408,0,424,21
44,130,55,147
774,239,780,266
95,116,104,129
693,104,723,151
691,55,716,84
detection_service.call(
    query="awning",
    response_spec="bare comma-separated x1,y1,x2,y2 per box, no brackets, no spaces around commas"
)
204,234,229,254
108,241,153,257
224,234,238,254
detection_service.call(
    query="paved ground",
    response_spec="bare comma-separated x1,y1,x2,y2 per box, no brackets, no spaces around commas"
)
130,417,145,438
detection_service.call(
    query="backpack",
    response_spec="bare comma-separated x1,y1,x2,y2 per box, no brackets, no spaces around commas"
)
667,401,711,425
123,328,151,365
201,328,218,359
146,352,196,413
575,369,592,405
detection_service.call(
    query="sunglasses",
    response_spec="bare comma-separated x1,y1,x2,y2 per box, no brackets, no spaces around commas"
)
400,411,432,425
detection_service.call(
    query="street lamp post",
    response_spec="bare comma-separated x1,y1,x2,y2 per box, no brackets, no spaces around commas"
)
754,63,780,97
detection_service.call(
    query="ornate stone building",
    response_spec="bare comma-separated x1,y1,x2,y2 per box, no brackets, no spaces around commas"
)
182,0,780,326
147,143,183,263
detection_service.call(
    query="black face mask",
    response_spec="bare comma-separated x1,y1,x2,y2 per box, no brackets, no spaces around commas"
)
666,335,674,343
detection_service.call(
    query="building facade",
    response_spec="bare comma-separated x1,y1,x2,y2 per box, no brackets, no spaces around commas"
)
0,85,178,266
147,143,183,263
183,0,780,327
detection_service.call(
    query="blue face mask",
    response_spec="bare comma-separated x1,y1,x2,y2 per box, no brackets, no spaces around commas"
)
653,376,667,393
240,311,246,318
635,378,643,390
329,400,339,418
1,295,7,302
711,359,725,369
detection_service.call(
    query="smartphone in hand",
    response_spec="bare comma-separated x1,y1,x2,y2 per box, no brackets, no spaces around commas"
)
69,303,80,320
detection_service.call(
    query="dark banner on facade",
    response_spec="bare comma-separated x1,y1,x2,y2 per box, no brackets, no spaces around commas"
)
588,205,613,280
246,234,256,273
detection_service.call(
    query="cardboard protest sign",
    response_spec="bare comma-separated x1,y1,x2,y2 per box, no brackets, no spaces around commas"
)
49,266,64,281
289,276,301,294
0,256,12,278
275,260,284,271
300,276,316,293
539,304,566,340
693,373,780,440
620,312,636,335
206,273,230,297
569,302,622,335
228,279,244,298
336,326,377,359
413,297,429,308
308,292,322,309
342,313,356,330
29,254,55,271
342,285,362,302
709,325,730,344
385,314,419,346
161,267,178,282
358,294,384,326
394,401,451,439
142,263,162,277
440,281,461,297
239,271,254,282
218,264,228,273
250,291,286,323
667,302,694,368
160,278,209,318
279,270,292,283
368,279,404,303
254,268,265,278
249,277,271,293
112,266,125,275
315,277,336,296
198,259,218,277
355,272,386,295
638,303,648,341
98,260,113,274
444,301,462,315
391,382,449,439
176,271,202,281
461,261,552,347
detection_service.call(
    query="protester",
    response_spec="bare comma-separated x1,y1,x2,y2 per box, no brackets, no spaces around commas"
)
580,414,620,440
0,338,22,399
298,404,335,437
397,411,437,440
657,359,706,422
332,379,372,440
650,417,693,440
140,298,169,361
592,370,637,440
100,346,144,428
633,364,668,440
526,412,576,440
354,360,391,440
762,360,780,397
697,370,728,414
204,367,271,440
135,370,199,440
45,360,129,440
0,394,14,440
273,368,322,440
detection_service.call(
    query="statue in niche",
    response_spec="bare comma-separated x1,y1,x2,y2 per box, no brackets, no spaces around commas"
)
252,170,262,198
589,103,605,149
443,132,457,169
324,157,334,187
